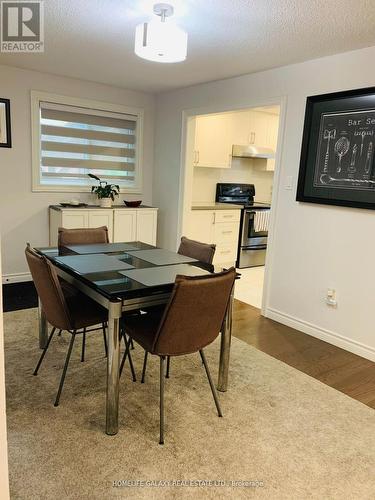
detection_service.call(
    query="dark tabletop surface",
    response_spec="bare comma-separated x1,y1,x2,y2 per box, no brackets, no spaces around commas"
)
36,242,215,301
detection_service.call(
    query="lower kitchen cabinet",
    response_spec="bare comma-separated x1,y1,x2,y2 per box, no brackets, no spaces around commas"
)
49,206,158,246
186,209,241,266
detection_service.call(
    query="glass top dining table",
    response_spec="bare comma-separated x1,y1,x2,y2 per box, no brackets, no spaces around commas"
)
36,242,235,435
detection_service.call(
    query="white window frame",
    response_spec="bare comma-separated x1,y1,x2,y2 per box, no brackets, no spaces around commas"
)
31,91,144,193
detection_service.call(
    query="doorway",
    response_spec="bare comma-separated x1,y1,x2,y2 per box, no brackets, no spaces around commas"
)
178,101,284,313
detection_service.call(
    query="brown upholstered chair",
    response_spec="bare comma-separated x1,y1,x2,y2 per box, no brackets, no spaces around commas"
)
142,236,217,380
56,226,112,339
178,236,216,265
57,226,139,353
58,226,109,248
121,267,236,444
25,245,135,406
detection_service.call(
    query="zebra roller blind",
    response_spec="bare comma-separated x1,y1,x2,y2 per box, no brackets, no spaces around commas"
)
39,101,139,188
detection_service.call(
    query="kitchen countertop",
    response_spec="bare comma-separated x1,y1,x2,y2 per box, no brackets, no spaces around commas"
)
191,202,241,211
50,204,156,211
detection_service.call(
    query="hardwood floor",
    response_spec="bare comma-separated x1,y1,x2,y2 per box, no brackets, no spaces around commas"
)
232,299,375,409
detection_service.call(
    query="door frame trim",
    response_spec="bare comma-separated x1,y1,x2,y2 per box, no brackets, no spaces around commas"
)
177,96,288,315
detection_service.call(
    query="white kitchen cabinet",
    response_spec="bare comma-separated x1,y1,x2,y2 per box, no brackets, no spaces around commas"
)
249,111,269,147
113,210,137,242
186,210,215,243
230,111,252,145
214,222,239,245
231,110,269,147
49,206,158,246
193,110,279,171
231,110,279,147
186,209,241,266
136,210,157,246
194,114,232,168
88,210,113,241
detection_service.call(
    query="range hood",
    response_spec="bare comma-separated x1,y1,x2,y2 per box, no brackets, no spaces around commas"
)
232,144,275,159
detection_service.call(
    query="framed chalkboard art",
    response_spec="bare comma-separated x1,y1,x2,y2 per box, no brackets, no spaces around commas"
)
296,87,375,210
0,98,11,148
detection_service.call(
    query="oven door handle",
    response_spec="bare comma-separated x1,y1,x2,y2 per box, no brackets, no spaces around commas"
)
245,209,270,214
242,244,267,251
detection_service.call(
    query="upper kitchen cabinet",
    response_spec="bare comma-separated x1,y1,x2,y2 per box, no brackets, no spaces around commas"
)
249,111,269,147
231,109,279,171
193,113,232,168
193,108,279,171
232,110,273,148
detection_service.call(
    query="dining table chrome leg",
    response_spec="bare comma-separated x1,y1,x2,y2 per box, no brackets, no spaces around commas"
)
38,297,48,349
106,300,122,436
217,284,234,392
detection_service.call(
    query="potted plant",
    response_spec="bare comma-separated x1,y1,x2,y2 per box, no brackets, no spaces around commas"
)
88,173,119,208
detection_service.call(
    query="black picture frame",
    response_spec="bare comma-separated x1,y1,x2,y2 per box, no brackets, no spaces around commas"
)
296,87,375,210
0,98,11,148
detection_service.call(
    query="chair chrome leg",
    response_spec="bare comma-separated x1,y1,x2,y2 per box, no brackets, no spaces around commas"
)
159,355,165,445
102,323,108,358
33,327,56,375
81,328,86,362
119,336,136,382
141,351,148,383
166,356,171,378
54,332,76,407
199,349,223,417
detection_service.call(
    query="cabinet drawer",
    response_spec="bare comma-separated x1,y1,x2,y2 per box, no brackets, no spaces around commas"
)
215,210,241,223
213,244,237,265
214,222,239,245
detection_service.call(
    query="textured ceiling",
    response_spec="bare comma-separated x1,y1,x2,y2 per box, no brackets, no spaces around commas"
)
1,0,375,93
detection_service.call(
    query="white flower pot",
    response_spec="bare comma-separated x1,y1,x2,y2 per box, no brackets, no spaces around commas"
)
99,198,112,208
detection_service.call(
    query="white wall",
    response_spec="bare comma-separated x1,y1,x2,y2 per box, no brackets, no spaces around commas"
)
192,159,274,204
153,45,375,361
0,242,10,499
0,64,155,276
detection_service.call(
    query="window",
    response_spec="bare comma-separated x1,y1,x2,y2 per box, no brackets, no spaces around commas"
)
31,92,143,192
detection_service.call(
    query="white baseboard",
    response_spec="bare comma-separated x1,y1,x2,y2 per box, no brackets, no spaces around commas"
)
265,307,375,363
2,273,32,285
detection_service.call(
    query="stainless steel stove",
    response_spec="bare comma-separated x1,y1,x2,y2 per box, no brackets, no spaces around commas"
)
215,183,271,268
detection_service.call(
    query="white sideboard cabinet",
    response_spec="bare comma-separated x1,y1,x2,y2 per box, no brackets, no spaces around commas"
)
49,206,158,246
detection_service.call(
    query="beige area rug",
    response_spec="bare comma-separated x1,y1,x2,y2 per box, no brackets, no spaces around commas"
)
3,308,375,499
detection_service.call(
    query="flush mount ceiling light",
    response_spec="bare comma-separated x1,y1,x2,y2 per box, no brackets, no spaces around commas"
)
134,3,188,63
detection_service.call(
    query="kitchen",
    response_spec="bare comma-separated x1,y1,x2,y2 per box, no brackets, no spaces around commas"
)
182,105,280,309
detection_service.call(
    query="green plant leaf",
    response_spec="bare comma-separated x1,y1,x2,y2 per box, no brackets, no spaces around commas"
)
88,173,101,181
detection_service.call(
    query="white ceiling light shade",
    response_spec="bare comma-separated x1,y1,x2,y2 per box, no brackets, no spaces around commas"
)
134,3,187,63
